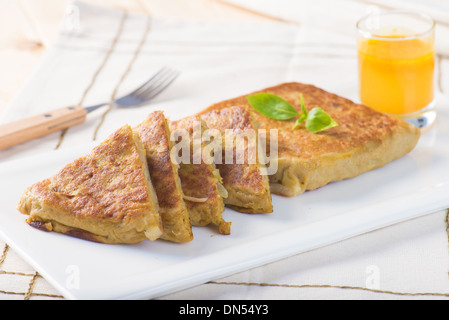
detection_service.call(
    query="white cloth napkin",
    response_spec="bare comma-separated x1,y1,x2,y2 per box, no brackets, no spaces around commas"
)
221,0,449,55
2,1,361,163
1,0,449,300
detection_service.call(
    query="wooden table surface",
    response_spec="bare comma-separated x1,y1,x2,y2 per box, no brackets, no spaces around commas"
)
0,0,270,119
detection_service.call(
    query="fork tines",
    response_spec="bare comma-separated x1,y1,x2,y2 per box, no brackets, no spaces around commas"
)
132,67,180,101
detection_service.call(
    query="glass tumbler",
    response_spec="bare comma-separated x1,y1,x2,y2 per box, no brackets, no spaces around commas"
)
357,11,436,128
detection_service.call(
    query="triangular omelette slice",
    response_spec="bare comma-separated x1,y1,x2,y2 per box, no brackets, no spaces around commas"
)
135,111,193,243
17,125,163,244
170,116,231,235
199,106,273,214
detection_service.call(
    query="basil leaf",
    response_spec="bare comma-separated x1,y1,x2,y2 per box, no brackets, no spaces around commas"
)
247,92,338,134
300,94,308,117
246,93,299,121
305,108,338,133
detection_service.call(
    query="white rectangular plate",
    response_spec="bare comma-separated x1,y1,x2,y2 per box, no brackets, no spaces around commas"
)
1,106,449,300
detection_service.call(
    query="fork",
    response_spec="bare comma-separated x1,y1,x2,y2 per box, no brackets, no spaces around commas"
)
0,67,180,151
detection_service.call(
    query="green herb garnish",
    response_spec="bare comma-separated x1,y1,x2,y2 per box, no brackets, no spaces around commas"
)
246,93,298,121
246,93,338,133
305,107,339,133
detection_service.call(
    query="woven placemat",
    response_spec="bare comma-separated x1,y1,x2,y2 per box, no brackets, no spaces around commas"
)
0,240,63,300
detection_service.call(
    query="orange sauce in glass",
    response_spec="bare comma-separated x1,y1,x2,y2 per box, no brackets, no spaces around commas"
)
358,33,435,115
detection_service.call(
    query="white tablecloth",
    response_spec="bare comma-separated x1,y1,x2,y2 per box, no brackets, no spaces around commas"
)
1,0,449,300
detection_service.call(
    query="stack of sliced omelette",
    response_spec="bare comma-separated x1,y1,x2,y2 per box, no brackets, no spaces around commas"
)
17,83,421,245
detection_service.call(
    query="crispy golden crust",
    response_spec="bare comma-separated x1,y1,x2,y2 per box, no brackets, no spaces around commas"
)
202,82,421,197
17,125,163,244
199,106,273,214
135,112,193,243
170,117,231,234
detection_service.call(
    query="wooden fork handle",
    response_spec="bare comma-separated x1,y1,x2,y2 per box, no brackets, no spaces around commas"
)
0,106,87,151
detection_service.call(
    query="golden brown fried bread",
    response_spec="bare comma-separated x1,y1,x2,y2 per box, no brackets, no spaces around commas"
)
202,82,421,197
135,112,193,243
199,106,273,214
17,125,163,244
170,116,231,235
